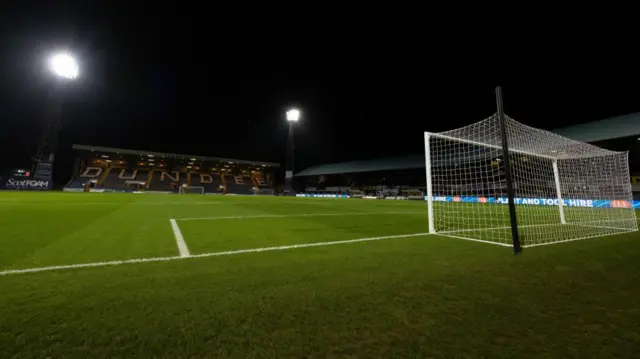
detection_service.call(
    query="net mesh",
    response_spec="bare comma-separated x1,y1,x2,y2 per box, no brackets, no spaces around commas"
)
426,114,638,247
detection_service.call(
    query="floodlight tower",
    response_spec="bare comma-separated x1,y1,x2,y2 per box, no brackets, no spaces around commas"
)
32,52,79,188
284,108,300,194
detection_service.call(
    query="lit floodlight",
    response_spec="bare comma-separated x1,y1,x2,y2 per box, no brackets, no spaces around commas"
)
49,53,79,80
286,109,300,122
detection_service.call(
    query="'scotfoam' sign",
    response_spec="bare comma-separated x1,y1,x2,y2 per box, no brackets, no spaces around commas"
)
3,178,51,190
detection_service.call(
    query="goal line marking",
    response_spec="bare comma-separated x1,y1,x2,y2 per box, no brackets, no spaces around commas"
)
0,232,432,277
176,211,425,221
436,233,513,247
439,226,637,248
437,220,638,234
572,223,633,231
522,230,637,248
169,219,190,257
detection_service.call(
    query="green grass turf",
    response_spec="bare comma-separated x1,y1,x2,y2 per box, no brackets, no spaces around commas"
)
0,192,639,358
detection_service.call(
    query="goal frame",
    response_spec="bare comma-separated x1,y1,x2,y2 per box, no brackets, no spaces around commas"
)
424,132,566,228
424,88,637,251
178,186,205,195
424,127,637,250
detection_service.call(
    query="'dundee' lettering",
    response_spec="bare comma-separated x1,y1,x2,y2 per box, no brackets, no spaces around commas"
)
199,174,213,184
80,167,102,178
118,169,138,180
160,172,180,182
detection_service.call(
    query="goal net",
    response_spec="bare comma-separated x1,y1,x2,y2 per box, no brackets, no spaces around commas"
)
178,185,205,195
425,114,638,247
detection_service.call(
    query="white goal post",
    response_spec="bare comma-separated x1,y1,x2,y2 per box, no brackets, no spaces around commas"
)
425,114,638,248
178,186,205,195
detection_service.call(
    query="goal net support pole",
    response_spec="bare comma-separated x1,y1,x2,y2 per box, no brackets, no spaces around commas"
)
496,86,522,254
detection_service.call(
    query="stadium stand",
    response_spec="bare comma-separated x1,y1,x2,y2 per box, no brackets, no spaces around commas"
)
102,168,149,190
64,145,278,194
147,171,187,192
223,174,255,195
252,171,274,195
63,166,103,191
65,175,89,190
190,172,224,194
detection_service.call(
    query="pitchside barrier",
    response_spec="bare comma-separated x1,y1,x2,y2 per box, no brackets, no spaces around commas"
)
428,196,640,209
296,194,350,198
295,193,640,209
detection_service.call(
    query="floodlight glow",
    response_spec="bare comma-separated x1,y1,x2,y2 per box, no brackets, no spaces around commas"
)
49,53,79,80
286,109,300,122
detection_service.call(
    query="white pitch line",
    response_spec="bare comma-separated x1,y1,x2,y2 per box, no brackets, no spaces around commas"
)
169,219,190,257
572,223,633,231
0,201,224,206
435,233,513,247
176,211,425,221
0,232,432,276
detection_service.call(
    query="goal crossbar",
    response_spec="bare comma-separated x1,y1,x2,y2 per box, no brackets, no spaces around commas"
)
425,131,555,160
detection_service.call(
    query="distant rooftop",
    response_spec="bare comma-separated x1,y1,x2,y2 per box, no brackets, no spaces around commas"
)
295,155,425,177
551,112,640,143
296,113,640,177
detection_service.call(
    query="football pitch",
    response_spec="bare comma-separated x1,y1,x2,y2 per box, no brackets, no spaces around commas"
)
1,192,639,358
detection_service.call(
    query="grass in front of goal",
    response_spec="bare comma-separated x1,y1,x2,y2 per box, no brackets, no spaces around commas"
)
0,192,639,358
433,202,637,246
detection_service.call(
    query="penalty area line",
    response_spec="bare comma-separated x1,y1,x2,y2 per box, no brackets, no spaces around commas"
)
0,232,432,276
169,219,190,257
176,211,425,221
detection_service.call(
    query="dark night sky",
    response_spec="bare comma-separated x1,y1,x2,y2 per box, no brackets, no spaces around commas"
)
1,6,639,175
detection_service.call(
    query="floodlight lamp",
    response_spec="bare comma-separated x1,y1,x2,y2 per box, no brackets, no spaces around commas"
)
286,109,300,122
49,52,79,80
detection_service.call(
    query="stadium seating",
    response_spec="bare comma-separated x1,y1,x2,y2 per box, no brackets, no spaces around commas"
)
63,166,277,195
101,168,149,190
190,172,224,194
64,166,103,190
147,170,187,192
251,172,274,194
65,176,88,190
223,174,255,195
